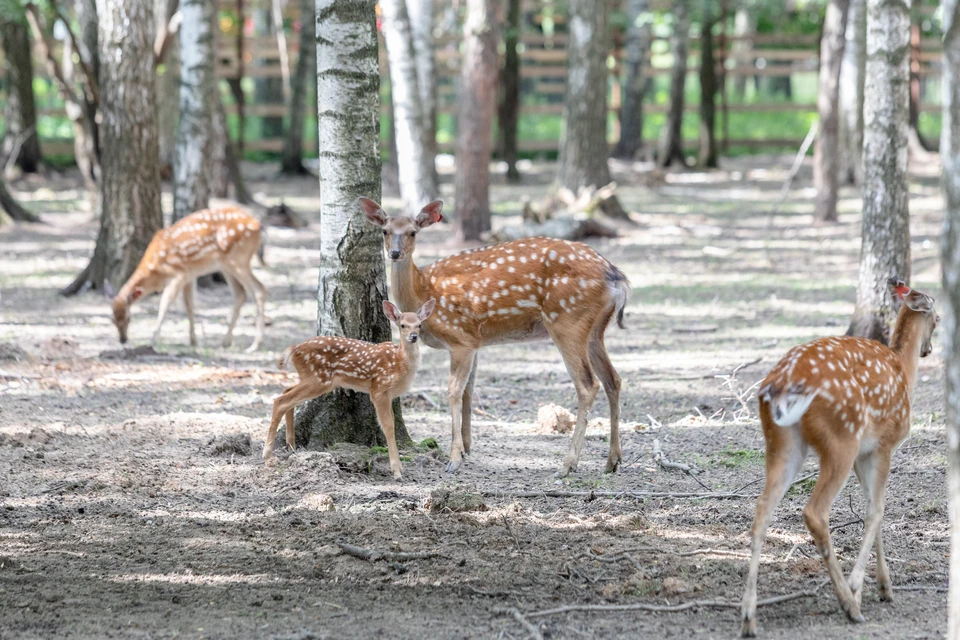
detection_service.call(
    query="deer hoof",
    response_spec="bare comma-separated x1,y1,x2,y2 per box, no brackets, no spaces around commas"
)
445,459,462,474
740,617,757,638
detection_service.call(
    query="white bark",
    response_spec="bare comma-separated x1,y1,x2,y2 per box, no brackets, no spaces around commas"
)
940,6,960,638
732,7,756,98
813,0,850,222
381,0,436,213
838,0,866,185
405,0,437,183
297,0,408,446
173,0,216,220
848,0,911,343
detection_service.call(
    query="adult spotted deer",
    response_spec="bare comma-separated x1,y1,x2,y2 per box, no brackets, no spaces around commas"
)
740,279,939,637
359,197,630,476
109,207,267,352
264,299,436,479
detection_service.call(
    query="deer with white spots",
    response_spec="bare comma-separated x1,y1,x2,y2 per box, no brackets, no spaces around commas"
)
263,299,437,479
359,197,630,477
109,206,267,352
740,279,939,637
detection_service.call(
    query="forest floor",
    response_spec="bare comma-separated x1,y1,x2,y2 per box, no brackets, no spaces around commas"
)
0,156,951,639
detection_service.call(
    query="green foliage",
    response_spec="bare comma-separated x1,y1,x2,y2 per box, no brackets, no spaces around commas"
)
787,475,816,497
419,437,439,450
715,446,764,468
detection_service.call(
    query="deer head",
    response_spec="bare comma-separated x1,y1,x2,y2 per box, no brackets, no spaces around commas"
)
110,284,144,345
888,277,939,357
382,299,436,344
359,198,444,262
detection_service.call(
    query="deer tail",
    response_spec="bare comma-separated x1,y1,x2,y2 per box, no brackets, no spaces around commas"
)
760,383,816,427
278,346,293,371
605,262,630,329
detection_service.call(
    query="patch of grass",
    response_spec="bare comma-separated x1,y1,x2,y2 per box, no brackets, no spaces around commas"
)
788,475,817,497
419,437,439,450
370,445,389,455
716,446,764,468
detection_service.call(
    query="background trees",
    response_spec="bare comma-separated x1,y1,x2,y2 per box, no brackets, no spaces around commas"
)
1,5,42,173
847,0,912,343
295,0,409,448
813,0,850,223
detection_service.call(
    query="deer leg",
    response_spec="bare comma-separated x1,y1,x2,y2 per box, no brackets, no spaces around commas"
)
182,278,198,347
152,275,187,346
284,408,296,451
239,270,267,353
740,418,808,637
849,448,894,604
803,435,863,624
461,352,479,455
372,391,403,480
446,349,476,474
221,273,246,348
263,383,329,463
588,317,622,473
552,322,600,477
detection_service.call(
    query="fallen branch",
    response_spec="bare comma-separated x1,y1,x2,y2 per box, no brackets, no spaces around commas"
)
487,216,618,243
337,541,440,563
481,489,754,500
494,607,544,640
653,439,701,475
523,580,830,618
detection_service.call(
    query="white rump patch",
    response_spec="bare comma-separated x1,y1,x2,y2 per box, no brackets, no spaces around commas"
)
770,391,817,427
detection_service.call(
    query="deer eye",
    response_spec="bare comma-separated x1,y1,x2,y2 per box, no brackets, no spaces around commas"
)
383,230,388,236
400,324,406,329
410,231,417,237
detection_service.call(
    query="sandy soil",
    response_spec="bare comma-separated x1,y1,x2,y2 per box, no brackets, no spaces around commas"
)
0,157,950,639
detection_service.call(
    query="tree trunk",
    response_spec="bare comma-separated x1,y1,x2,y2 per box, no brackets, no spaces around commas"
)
209,91,232,199
838,0,865,185
155,0,178,180
65,0,163,296
498,0,521,181
254,7,284,140
732,7,755,99
813,0,850,223
697,7,718,168
382,0,437,213
940,4,960,639
0,174,41,223
908,23,932,153
71,0,102,192
846,0,911,344
296,0,409,449
406,0,438,187
173,0,216,220
657,3,689,168
613,0,651,160
281,0,317,174
454,0,499,241
0,11,42,173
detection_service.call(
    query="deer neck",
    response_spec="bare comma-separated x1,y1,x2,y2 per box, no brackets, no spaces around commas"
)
398,337,421,370
890,313,923,391
390,256,431,312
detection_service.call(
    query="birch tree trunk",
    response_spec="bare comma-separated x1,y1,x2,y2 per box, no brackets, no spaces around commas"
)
940,5,960,638
454,0,499,241
732,6,755,99
498,0,522,181
295,0,409,449
813,0,850,223
0,9,42,173
697,7,718,169
67,0,163,294
613,0,651,160
847,0,911,344
657,2,689,168
381,0,436,214
281,0,317,174
406,0,438,186
173,0,216,220
838,0,866,185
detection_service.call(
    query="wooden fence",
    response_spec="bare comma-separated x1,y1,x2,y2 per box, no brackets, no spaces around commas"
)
0,0,945,158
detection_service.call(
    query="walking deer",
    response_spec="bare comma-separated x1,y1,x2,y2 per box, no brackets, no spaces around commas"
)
109,207,267,352
263,299,437,479
359,197,630,476
740,278,939,636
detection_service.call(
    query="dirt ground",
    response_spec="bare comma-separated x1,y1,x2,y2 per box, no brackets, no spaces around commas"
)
0,157,951,639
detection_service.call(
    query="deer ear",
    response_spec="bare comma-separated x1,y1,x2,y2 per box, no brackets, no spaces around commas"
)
417,298,437,321
904,291,934,314
415,201,443,229
130,287,144,302
382,300,401,323
358,197,387,226
887,277,911,301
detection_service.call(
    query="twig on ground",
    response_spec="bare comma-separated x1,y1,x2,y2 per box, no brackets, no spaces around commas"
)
415,390,439,410
463,585,524,598
502,514,522,550
337,541,440,563
523,580,830,619
495,607,544,640
481,489,755,500
653,439,701,475
711,356,763,382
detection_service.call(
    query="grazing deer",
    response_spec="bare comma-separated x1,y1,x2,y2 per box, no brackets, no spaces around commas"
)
263,299,437,479
109,207,267,352
359,197,630,476
740,279,939,637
